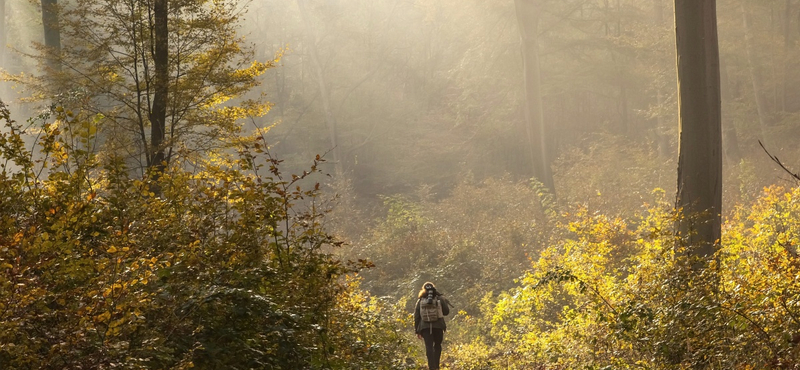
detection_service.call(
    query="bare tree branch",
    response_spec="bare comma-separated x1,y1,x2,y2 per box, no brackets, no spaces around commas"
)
759,140,800,182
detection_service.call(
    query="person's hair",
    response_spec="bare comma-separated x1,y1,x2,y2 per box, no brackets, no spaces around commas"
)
418,281,437,299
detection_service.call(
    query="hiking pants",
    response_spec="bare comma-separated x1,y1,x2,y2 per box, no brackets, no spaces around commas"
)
421,328,444,370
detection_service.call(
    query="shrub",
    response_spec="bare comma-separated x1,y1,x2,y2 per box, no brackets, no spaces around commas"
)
486,188,800,369
0,103,413,369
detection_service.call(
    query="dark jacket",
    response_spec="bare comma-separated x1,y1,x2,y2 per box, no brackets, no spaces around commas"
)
414,292,450,333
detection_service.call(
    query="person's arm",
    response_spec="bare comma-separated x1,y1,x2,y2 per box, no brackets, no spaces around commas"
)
413,299,421,333
440,295,450,316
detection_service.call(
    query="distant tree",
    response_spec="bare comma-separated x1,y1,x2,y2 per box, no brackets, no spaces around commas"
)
781,0,794,113
296,0,342,176
150,0,167,172
740,0,772,139
40,0,60,71
719,59,742,164
651,0,672,157
674,0,722,257
514,0,555,194
0,0,6,66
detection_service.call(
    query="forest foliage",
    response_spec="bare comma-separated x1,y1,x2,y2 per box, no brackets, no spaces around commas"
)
0,103,410,369
4,100,800,368
2,0,800,369
350,181,800,369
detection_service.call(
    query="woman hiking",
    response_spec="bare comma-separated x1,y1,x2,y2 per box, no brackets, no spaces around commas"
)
414,282,450,370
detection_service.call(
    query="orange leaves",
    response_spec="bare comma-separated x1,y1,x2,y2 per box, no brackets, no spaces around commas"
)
94,311,112,324
11,231,24,244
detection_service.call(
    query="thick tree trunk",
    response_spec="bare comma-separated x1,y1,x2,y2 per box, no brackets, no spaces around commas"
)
297,0,342,176
514,0,555,195
148,0,168,172
41,0,61,71
674,0,722,258
742,2,772,137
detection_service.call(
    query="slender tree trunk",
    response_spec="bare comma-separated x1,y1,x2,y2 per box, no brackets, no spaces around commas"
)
514,0,555,194
674,0,722,258
618,75,629,133
148,0,168,172
297,0,342,176
742,2,772,137
0,0,5,67
655,89,670,157
614,0,628,134
41,0,61,71
653,0,671,157
720,59,741,164
782,0,793,112
771,7,780,113
271,11,286,120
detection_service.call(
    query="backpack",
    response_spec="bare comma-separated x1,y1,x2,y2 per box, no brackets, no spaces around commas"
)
419,296,444,323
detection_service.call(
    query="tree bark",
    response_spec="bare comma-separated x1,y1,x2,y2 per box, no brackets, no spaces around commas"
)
514,0,555,195
41,0,61,71
674,0,722,258
297,0,342,176
148,0,168,172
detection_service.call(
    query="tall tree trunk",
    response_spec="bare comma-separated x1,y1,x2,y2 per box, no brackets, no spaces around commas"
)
514,0,555,195
674,0,722,258
742,2,772,138
148,0,168,172
41,0,61,71
297,0,342,176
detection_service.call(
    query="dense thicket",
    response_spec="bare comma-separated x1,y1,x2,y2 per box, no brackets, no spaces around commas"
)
0,103,411,369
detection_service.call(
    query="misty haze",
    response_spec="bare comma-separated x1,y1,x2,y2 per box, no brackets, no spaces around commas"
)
0,0,799,369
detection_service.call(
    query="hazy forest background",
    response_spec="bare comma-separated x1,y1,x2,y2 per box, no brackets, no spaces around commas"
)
2,0,800,369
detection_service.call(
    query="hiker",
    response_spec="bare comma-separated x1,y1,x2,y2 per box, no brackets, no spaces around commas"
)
414,281,450,370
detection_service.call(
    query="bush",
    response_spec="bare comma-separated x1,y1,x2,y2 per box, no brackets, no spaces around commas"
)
485,188,800,369
0,103,413,369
